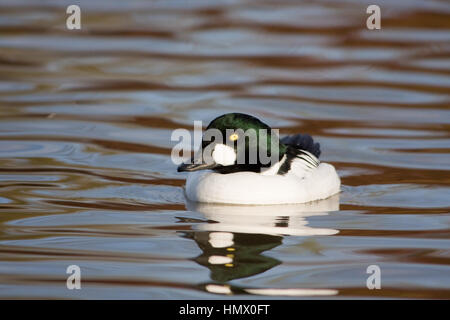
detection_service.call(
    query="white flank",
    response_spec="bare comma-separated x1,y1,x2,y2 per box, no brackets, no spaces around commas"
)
185,161,341,205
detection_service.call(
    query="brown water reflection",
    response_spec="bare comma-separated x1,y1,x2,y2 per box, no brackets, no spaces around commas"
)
0,0,449,299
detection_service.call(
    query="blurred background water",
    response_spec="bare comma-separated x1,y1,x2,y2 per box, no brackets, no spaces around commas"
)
0,0,449,299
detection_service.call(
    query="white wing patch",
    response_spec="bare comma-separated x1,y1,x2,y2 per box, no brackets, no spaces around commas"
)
286,150,320,180
296,150,320,170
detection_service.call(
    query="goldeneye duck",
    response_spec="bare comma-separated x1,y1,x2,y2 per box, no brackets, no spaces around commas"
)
178,113,340,205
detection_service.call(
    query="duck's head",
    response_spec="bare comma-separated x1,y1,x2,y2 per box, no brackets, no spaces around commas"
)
178,113,286,174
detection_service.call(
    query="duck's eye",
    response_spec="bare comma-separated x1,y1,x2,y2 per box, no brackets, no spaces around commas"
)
229,133,239,141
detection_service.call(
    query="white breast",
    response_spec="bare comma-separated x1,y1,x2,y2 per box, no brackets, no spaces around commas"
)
184,160,341,205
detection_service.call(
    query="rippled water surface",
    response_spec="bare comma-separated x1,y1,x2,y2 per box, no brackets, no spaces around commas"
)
0,0,449,299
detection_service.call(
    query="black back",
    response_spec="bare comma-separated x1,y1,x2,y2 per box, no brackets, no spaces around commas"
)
280,134,321,158
277,134,321,175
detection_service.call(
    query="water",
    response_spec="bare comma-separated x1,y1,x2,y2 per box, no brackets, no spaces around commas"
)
0,0,449,299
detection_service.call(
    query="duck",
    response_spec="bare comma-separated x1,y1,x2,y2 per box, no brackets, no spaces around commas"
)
177,113,340,205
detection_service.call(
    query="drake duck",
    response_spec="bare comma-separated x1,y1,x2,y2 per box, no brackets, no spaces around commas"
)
178,113,340,205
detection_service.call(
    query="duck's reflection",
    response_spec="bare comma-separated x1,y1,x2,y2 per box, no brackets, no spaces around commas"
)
182,194,340,287
190,194,340,237
185,231,283,283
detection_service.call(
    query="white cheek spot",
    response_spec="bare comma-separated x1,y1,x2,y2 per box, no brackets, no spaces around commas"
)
212,144,237,166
